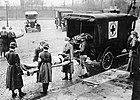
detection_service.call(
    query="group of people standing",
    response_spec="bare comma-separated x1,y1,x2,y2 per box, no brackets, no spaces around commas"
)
32,38,74,95
0,26,24,57
6,30,140,99
1,26,25,98
5,40,51,98
30,34,93,96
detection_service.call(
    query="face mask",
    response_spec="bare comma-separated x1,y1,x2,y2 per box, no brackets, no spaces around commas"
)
130,35,134,38
65,41,69,44
39,45,43,49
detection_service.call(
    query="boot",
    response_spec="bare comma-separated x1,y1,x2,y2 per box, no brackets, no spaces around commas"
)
12,91,17,98
19,92,26,97
69,73,72,80
40,83,49,95
18,89,26,97
62,76,68,80
62,73,68,80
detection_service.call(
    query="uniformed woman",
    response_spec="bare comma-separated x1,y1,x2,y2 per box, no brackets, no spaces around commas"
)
38,43,52,95
62,37,74,80
5,42,26,98
33,40,46,82
127,31,139,79
0,26,8,57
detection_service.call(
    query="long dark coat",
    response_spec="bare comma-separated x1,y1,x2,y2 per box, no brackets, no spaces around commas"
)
33,47,43,62
0,38,2,53
8,31,16,45
0,31,9,52
33,47,43,82
5,50,23,90
38,51,52,83
131,41,140,100
127,38,140,72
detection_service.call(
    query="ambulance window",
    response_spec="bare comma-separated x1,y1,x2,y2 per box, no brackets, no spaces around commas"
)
67,19,80,37
81,21,94,33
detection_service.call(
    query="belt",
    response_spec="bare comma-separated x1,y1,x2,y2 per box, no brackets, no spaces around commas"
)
9,64,15,66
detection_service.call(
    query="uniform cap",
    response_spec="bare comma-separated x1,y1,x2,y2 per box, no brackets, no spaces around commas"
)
40,40,46,46
2,26,6,30
10,42,17,48
43,43,49,49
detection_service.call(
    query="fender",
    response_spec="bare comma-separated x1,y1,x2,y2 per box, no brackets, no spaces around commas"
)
97,46,114,62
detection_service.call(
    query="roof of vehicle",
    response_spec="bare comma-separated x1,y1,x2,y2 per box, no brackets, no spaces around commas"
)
85,11,103,14
25,11,38,15
55,8,73,13
65,13,137,21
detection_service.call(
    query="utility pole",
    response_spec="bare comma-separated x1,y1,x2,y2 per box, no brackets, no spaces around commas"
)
5,0,9,27
72,0,74,7
64,0,65,7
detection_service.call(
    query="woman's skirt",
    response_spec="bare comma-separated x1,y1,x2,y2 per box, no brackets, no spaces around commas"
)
6,65,23,90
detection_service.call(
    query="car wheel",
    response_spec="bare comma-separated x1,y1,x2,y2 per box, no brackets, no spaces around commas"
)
101,51,113,70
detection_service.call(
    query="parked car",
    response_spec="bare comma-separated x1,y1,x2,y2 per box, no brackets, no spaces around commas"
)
25,11,41,33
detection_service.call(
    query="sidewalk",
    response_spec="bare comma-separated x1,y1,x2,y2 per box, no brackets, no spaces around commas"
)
40,69,132,100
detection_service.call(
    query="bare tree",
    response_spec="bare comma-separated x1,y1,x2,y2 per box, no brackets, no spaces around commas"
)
113,0,129,13
24,0,44,10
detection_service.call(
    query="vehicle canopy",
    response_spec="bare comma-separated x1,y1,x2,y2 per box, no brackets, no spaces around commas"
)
25,11,38,20
55,8,73,19
65,12,137,37
65,12,137,59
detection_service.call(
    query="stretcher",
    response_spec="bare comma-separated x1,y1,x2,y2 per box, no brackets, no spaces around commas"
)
21,60,71,76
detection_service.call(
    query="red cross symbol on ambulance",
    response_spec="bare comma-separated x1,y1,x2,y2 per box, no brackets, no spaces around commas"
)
110,22,116,37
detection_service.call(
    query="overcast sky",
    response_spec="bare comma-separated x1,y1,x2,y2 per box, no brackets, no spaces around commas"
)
0,0,82,6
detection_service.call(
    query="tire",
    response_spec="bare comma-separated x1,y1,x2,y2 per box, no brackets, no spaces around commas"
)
36,25,41,32
101,51,113,70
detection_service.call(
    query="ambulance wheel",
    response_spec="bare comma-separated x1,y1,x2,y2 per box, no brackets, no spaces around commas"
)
101,51,113,70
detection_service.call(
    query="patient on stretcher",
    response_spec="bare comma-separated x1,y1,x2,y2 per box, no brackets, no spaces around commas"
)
21,53,73,76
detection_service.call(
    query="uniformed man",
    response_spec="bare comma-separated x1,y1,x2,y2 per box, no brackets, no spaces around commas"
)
74,34,89,78
74,33,95,78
